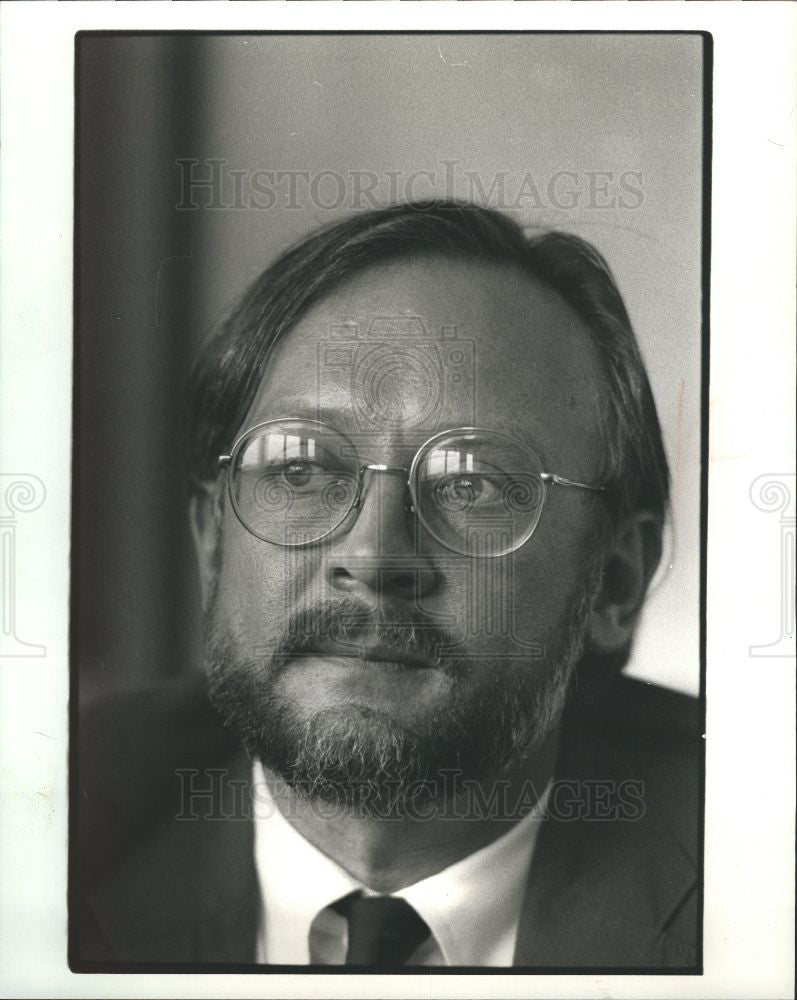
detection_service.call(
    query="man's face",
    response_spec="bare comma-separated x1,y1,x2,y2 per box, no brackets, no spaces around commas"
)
199,257,608,810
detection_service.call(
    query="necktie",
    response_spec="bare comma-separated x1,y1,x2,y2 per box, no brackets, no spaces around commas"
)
333,892,431,966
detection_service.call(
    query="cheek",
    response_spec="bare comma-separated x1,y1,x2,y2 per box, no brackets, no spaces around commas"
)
500,507,597,642
214,511,324,637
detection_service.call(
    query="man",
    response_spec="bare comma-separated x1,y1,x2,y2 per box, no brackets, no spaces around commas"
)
73,201,701,970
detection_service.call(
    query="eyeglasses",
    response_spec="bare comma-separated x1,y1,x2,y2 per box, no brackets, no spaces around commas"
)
218,418,605,558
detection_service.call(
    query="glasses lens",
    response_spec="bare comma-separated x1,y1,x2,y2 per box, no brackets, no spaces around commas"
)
230,421,359,544
413,430,546,556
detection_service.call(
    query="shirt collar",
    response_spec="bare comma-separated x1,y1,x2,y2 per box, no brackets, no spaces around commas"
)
393,782,551,965
252,759,550,966
252,761,361,964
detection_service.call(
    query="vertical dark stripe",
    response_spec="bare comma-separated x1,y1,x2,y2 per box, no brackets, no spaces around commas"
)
74,35,205,703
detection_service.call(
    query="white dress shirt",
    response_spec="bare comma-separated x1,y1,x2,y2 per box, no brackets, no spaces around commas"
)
252,760,551,966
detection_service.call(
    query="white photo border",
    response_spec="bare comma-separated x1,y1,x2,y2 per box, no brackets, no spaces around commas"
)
0,2,794,998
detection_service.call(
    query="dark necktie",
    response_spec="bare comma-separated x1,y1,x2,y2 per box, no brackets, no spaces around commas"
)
333,892,431,966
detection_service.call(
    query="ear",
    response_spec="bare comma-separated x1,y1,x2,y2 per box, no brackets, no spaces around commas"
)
588,511,663,654
189,481,223,610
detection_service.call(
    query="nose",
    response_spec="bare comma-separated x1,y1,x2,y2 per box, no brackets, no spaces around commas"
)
324,467,438,603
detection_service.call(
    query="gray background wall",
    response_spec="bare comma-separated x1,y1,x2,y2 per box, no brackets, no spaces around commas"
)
76,33,703,701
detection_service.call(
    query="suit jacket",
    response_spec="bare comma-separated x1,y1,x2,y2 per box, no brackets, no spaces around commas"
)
71,671,702,971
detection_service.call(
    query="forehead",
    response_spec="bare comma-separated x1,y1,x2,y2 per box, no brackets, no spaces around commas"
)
244,257,604,472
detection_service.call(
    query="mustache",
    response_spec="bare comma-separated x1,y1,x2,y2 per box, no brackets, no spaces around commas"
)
268,597,462,672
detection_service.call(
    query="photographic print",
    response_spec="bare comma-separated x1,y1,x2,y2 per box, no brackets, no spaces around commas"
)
69,30,708,974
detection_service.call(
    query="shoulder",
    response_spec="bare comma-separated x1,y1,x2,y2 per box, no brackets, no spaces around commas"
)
562,674,703,856
76,673,237,885
73,675,255,965
566,672,701,761
516,675,703,967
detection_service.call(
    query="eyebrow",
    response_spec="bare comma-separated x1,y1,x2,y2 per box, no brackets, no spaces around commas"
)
486,417,553,468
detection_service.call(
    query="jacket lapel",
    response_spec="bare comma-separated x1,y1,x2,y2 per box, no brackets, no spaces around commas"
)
513,680,700,968
513,795,698,967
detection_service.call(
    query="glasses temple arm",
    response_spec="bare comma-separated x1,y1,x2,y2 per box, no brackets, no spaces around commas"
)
541,472,606,493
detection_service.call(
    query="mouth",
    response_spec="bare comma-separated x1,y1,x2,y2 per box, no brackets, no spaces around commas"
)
304,641,433,671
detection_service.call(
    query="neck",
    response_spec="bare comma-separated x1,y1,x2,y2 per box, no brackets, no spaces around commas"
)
261,731,560,893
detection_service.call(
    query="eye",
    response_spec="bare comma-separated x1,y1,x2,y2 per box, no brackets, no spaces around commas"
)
266,460,357,502
281,461,314,487
433,474,501,511
262,460,330,491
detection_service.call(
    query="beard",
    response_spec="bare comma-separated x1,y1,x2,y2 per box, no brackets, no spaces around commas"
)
205,566,601,818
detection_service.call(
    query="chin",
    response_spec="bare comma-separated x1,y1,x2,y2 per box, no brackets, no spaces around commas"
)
254,702,426,816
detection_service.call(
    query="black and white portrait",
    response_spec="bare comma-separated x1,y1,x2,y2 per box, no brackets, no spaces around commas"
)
2,4,795,996
71,31,707,973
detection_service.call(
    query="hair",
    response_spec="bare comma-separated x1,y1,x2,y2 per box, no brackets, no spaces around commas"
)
186,199,669,524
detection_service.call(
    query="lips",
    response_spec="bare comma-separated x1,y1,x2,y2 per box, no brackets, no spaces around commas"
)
309,639,432,670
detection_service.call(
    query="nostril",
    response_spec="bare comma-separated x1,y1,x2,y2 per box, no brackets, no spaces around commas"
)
329,566,360,593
